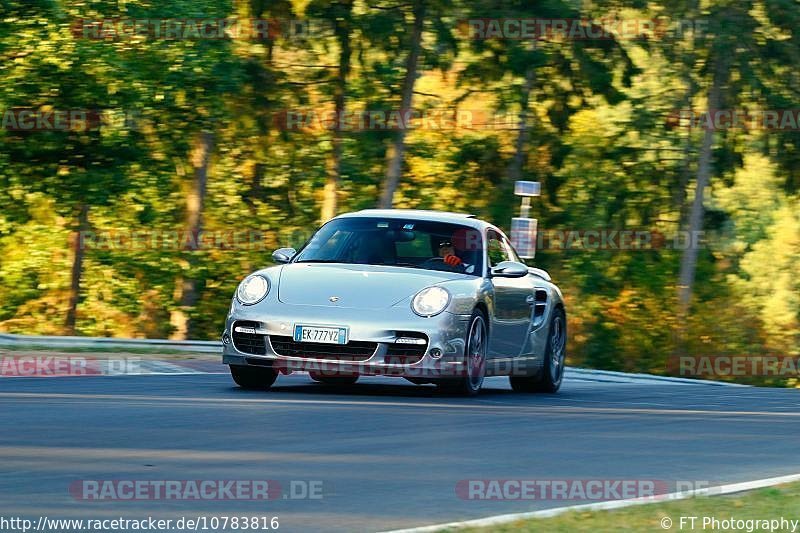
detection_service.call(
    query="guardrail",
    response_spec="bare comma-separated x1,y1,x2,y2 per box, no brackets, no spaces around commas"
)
0,333,744,386
0,333,221,353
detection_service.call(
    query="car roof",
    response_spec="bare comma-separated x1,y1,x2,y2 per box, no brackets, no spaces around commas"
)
336,209,493,231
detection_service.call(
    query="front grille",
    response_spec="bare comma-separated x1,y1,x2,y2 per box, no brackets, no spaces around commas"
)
384,332,427,365
268,336,377,361
383,346,425,365
232,321,267,355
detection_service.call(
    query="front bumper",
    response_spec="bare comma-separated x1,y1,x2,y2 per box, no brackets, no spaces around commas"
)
222,304,472,379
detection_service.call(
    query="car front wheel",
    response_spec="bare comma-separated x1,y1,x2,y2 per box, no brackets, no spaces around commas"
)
229,365,278,390
510,306,566,393
437,310,487,396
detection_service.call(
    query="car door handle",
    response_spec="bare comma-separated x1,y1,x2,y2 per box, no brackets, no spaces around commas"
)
525,295,536,305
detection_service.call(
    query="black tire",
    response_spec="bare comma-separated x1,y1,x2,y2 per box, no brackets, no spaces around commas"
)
510,306,566,393
229,364,278,390
309,372,359,386
436,309,488,396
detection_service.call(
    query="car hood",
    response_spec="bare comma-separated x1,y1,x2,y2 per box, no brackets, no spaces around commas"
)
277,263,471,309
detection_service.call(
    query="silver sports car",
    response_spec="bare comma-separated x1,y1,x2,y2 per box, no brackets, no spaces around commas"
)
222,209,566,396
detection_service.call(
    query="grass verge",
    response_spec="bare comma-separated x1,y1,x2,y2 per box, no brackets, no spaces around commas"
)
463,482,800,532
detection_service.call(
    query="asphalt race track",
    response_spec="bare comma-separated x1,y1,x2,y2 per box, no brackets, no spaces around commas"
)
1,366,799,532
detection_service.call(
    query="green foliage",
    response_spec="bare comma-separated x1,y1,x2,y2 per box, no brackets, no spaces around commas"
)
0,0,797,385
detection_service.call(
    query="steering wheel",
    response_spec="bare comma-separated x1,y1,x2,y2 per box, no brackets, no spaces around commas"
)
419,256,465,272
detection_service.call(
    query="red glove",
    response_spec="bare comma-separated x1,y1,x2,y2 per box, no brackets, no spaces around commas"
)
444,254,462,266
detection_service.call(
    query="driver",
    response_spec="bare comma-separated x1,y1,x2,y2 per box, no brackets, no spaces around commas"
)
418,238,473,273
438,240,463,267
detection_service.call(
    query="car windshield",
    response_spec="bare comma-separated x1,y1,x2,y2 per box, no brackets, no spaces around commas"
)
294,217,484,276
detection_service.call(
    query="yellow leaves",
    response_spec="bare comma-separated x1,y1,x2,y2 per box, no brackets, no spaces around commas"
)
749,3,793,42
291,0,311,17
735,204,800,349
24,193,60,224
605,288,637,323
714,153,780,214
567,102,632,143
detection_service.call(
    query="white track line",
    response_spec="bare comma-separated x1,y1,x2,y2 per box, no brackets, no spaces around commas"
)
381,472,800,533
566,367,749,387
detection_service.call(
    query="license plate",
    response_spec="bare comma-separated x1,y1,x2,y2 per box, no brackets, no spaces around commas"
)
293,325,348,345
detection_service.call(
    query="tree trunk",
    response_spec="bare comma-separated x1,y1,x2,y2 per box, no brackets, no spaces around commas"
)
320,129,344,223
64,203,89,334
320,0,353,223
674,77,697,220
170,131,214,340
378,0,425,209
677,60,723,321
508,65,536,183
673,0,699,222
243,162,265,215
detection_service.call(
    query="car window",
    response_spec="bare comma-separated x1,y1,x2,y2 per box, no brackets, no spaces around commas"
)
294,217,484,276
487,231,511,267
502,237,522,263
395,235,432,259
308,229,348,260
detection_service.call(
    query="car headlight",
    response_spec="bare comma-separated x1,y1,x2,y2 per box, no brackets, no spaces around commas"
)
236,275,270,305
411,286,451,317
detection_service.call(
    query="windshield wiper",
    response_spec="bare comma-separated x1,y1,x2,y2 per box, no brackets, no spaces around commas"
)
295,259,345,264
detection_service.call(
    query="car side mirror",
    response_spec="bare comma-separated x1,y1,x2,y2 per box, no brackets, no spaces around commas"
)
272,247,297,264
490,260,529,278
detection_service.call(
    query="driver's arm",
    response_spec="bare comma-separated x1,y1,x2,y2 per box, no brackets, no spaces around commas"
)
443,254,462,267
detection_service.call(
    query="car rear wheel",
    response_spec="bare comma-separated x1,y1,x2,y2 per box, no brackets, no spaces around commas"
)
510,307,566,393
437,310,487,396
309,372,359,386
229,365,278,390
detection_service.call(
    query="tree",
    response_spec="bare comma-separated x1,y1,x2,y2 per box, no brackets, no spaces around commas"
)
308,0,356,223
378,0,425,208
